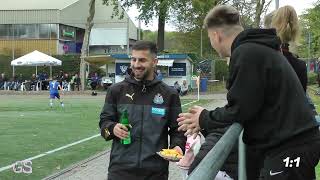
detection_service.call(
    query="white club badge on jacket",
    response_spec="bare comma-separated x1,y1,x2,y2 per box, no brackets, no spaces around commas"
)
153,93,164,105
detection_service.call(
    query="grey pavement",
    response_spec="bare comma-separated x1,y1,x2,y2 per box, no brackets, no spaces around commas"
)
44,94,228,180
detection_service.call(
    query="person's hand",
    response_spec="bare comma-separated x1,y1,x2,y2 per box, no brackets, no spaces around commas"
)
113,123,129,139
177,106,204,136
189,127,202,139
173,146,183,155
177,113,200,138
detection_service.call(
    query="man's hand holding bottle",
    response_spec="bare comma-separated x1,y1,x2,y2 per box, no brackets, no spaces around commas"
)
113,123,129,139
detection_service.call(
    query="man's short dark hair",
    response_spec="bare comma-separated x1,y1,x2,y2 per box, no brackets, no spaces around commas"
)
204,5,241,29
132,41,157,55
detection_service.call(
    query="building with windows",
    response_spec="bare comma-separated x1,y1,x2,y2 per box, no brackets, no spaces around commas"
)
0,0,138,57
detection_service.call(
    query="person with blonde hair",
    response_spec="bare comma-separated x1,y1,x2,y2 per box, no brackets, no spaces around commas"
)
272,6,319,116
264,6,307,92
264,5,299,43
270,6,319,114
271,5,299,45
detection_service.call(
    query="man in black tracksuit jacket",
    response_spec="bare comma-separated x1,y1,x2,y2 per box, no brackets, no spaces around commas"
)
178,5,320,180
99,41,186,180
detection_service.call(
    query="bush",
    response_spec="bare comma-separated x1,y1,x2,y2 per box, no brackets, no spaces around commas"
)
215,60,229,80
308,72,318,85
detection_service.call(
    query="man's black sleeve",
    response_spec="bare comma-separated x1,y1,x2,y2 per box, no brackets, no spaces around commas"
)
199,46,266,132
99,87,118,141
168,93,186,152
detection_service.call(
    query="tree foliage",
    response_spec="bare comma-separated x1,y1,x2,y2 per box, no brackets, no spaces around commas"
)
102,0,179,51
169,0,271,60
298,1,320,58
102,0,272,57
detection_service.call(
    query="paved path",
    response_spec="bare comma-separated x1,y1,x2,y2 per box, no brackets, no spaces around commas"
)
180,93,227,101
44,94,228,180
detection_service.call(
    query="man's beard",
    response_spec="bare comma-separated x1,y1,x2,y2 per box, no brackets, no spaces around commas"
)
131,66,151,80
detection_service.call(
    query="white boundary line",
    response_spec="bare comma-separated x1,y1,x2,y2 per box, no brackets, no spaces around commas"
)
0,134,100,173
181,100,199,107
0,100,199,173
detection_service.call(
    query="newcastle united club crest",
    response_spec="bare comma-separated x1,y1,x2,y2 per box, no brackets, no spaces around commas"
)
153,93,164,104
120,65,128,74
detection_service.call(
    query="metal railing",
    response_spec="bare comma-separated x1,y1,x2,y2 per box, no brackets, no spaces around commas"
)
187,123,244,180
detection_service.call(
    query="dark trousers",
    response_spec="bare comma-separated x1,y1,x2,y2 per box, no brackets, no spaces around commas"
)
91,81,97,90
246,147,265,180
247,129,320,180
74,84,80,91
258,138,320,180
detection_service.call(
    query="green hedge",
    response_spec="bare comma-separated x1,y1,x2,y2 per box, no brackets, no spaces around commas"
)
308,72,318,85
215,60,229,80
0,54,103,79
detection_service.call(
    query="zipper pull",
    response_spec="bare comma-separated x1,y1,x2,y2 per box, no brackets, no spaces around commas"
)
142,84,146,93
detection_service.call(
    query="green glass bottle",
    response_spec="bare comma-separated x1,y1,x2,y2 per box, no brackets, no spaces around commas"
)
120,110,131,145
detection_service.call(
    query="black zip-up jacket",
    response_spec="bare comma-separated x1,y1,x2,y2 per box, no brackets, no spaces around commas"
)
281,43,307,92
199,29,319,150
99,74,186,173
281,43,317,115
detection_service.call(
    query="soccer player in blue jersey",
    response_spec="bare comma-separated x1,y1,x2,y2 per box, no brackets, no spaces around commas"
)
49,77,64,108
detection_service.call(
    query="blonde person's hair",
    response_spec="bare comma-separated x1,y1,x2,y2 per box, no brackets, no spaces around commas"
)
271,5,300,44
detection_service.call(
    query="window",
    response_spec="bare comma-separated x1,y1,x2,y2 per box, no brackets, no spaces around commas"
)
39,24,58,39
39,24,50,38
0,24,57,39
50,24,57,39
16,24,38,39
16,25,26,38
0,25,11,39
169,63,187,76
157,66,169,77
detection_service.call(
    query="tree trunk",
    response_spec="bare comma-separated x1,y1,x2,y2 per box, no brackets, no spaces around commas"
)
254,0,265,28
157,1,167,52
80,0,95,91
